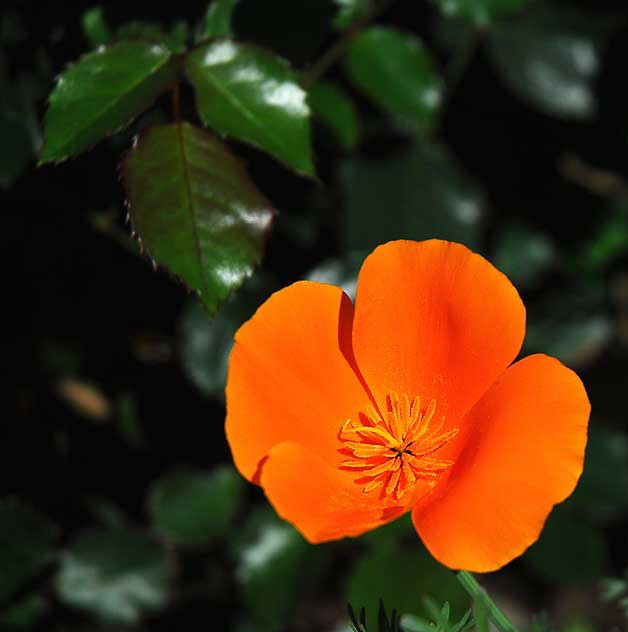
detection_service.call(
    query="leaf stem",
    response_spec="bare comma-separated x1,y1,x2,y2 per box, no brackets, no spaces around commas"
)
456,570,519,632
301,0,397,89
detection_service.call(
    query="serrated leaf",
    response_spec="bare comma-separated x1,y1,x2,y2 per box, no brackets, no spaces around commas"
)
122,122,275,316
0,501,57,603
432,0,528,26
309,81,360,150
345,27,442,133
198,0,240,40
40,41,179,163
55,528,169,623
185,39,314,176
148,465,244,547
340,140,483,253
488,7,606,119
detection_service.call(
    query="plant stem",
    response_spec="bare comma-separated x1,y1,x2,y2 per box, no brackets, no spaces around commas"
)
456,570,519,632
301,0,397,89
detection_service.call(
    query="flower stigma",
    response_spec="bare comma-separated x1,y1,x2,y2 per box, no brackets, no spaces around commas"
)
339,393,459,500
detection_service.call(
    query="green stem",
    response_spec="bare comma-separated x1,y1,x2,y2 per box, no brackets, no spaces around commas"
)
456,570,519,632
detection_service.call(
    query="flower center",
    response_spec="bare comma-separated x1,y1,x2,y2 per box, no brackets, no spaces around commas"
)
339,392,459,500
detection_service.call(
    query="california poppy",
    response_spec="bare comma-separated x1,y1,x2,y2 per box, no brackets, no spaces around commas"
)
225,240,590,572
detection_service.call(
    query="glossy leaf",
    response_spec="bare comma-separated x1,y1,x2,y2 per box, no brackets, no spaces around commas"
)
344,27,442,133
523,507,607,584
432,0,528,26
0,501,57,603
116,21,188,53
55,528,170,623
308,81,360,150
122,122,275,316
340,140,484,253
334,0,371,30
40,41,179,163
148,465,244,547
198,0,240,39
488,8,605,119
347,541,469,625
232,507,320,631
185,39,314,175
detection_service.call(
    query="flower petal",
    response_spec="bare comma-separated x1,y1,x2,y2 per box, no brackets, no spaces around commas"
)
225,281,372,481
412,354,590,572
352,240,526,420
261,441,405,542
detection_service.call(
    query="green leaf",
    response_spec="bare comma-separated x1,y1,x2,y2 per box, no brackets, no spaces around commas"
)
82,6,111,47
122,122,275,316
309,81,360,150
569,427,628,521
233,507,320,631
198,0,240,40
432,0,528,26
493,222,556,289
55,528,170,623
185,39,314,176
347,541,469,625
115,21,188,53
523,507,607,584
40,41,179,163
334,0,371,30
0,501,57,603
488,8,606,119
148,465,244,547
344,27,442,133
340,140,484,253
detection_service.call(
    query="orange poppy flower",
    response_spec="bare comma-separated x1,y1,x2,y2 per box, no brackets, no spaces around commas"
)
225,240,590,572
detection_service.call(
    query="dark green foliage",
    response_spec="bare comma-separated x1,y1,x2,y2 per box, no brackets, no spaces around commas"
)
122,122,275,316
186,39,315,175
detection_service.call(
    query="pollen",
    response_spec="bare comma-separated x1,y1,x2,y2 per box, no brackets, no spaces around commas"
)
339,393,459,500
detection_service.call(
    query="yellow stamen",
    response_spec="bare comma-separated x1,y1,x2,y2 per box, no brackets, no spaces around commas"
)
339,393,459,500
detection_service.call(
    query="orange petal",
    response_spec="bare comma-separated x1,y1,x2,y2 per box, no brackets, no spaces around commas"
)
225,281,373,482
261,441,405,542
413,354,590,572
352,240,526,421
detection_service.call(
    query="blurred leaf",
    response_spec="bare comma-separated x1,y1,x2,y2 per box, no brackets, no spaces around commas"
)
523,507,607,584
115,393,146,448
401,603,473,632
569,427,628,521
347,541,469,625
360,512,415,546
334,0,371,30
186,40,314,176
340,140,483,253
55,528,170,623
116,21,188,53
493,222,556,289
344,27,442,133
0,500,57,603
122,122,275,317
0,107,32,188
0,594,47,629
40,41,179,163
82,6,111,47
309,81,360,150
578,199,628,272
488,7,606,119
233,507,318,631
179,276,271,398
432,0,528,26
198,0,239,40
148,465,244,547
